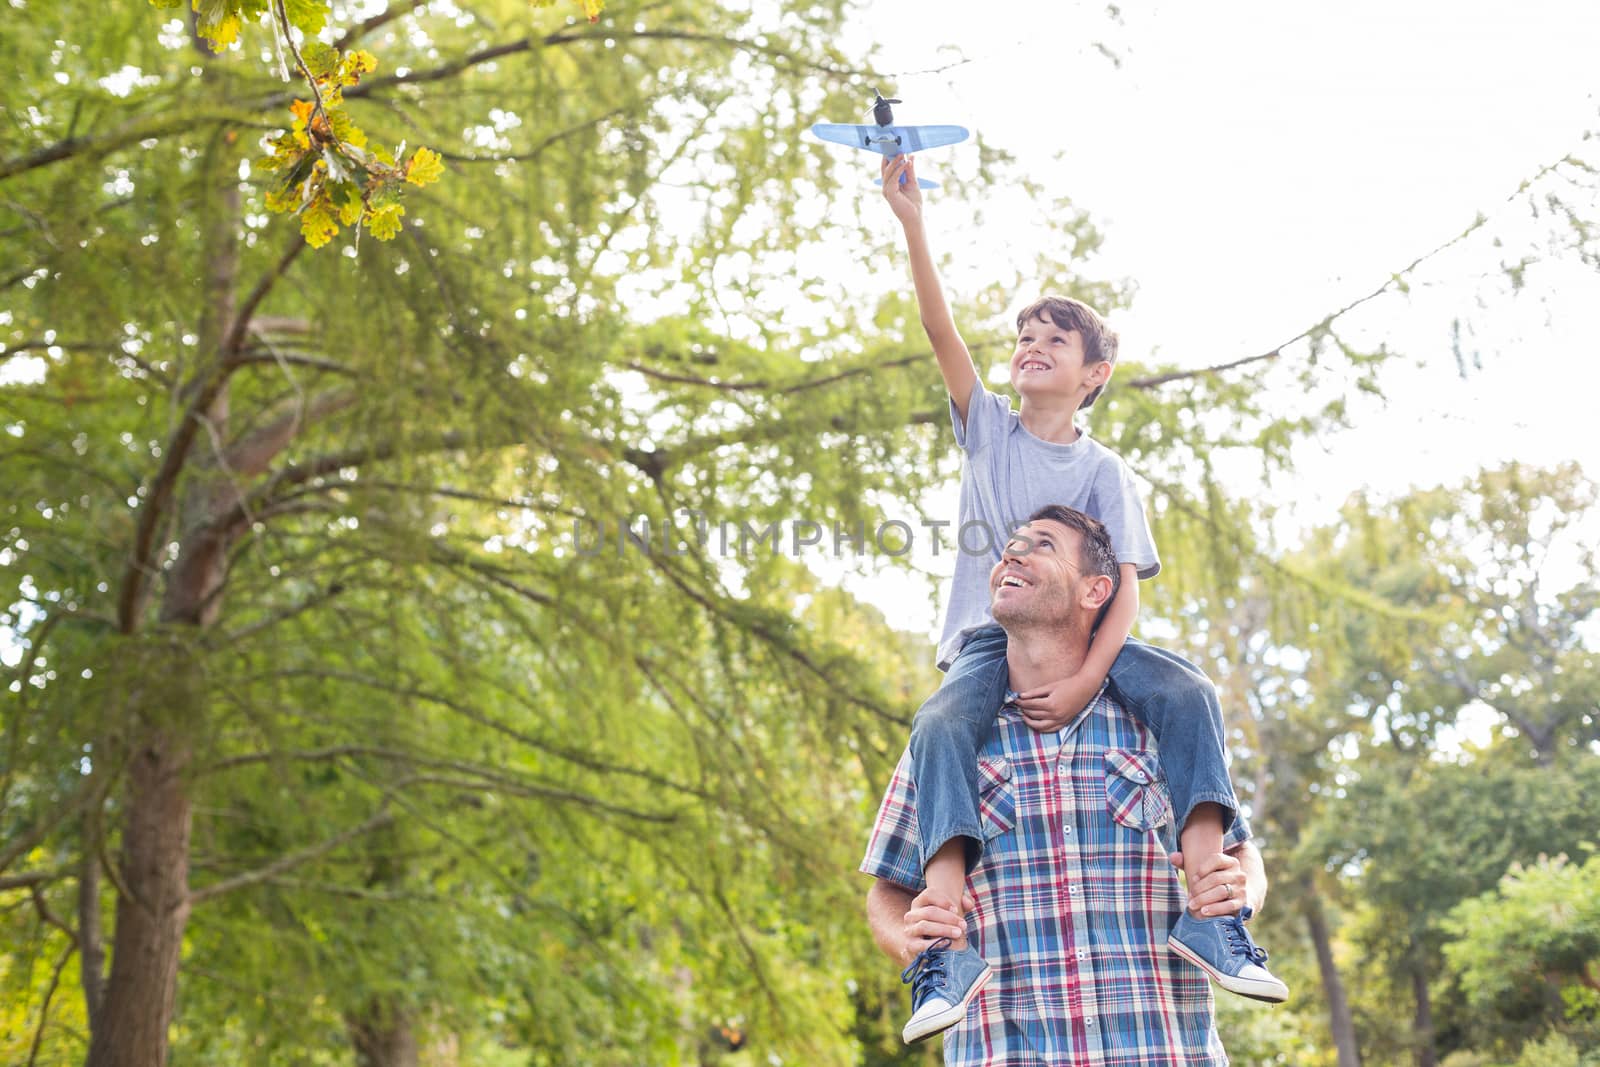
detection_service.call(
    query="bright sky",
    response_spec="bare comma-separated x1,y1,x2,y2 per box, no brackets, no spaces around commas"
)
820,0,1600,639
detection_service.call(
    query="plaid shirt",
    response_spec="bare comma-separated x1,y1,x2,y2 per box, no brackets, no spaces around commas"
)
861,687,1251,1066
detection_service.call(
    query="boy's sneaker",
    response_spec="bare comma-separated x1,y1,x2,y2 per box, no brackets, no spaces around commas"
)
1168,906,1289,1003
900,938,993,1044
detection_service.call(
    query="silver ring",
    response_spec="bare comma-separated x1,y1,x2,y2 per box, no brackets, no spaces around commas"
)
1224,883,1235,899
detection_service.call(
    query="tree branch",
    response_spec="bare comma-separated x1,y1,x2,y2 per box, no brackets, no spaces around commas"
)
332,0,427,51
401,773,679,823
643,550,911,728
236,350,355,376
1,339,122,361
0,772,101,877
222,234,308,358
30,883,78,949
1126,347,1285,389
319,26,861,107
116,231,305,632
117,389,224,627
0,870,63,891
222,386,359,477
25,945,76,1067
211,581,347,647
0,111,255,182
1128,154,1579,390
189,805,395,905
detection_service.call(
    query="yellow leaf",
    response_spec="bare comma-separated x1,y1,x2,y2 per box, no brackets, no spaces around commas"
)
366,201,406,240
581,0,604,22
341,49,378,82
300,200,340,248
264,187,300,214
404,146,445,187
202,13,241,50
336,186,364,226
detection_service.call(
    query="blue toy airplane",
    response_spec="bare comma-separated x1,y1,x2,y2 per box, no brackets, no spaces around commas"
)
811,89,969,189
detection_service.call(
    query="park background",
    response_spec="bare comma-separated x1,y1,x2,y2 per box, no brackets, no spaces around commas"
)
2,0,1598,1065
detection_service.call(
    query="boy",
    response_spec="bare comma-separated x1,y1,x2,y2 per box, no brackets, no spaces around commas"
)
877,153,1287,1044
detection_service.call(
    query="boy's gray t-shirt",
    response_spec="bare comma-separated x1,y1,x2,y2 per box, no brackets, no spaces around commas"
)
936,379,1161,670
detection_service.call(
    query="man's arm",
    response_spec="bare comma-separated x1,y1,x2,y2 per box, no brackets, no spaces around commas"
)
1230,839,1269,916
867,878,975,967
881,154,979,424
1015,563,1139,731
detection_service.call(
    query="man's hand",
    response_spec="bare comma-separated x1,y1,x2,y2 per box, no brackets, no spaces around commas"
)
1014,671,1101,732
897,886,976,965
881,155,923,225
1168,850,1251,918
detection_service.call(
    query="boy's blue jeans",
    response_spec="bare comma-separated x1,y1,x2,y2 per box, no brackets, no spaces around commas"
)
907,625,1239,872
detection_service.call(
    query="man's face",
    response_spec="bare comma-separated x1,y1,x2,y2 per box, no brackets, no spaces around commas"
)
1009,313,1099,399
989,518,1086,628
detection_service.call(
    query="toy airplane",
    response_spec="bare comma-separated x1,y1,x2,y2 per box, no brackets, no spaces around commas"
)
811,89,969,190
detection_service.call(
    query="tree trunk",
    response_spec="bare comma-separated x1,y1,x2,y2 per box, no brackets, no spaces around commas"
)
1302,888,1361,1067
86,101,241,1064
348,1003,421,1067
83,732,193,1067
1409,950,1437,1067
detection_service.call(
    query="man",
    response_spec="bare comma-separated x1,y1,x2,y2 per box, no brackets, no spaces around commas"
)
862,504,1275,1064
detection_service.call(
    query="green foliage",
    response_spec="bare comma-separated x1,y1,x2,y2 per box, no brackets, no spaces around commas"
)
1444,851,1600,1052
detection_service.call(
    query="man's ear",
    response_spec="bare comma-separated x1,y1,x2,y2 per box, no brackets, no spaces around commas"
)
1081,573,1114,610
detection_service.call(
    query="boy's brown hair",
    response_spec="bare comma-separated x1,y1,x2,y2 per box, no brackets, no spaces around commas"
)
1015,295,1118,408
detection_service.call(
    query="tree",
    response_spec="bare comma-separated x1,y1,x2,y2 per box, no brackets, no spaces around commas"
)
1444,851,1600,1057
3,1,907,1062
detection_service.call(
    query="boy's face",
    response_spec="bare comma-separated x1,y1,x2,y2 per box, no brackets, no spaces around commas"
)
1009,312,1108,403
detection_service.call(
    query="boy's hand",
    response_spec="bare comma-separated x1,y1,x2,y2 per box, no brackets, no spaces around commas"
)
1015,671,1102,732
880,154,922,225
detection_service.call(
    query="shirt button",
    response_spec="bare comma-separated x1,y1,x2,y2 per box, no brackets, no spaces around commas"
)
1085,1018,1096,1028
1136,772,1147,782
1076,949,1088,960
1063,826,1071,835
1069,885,1079,895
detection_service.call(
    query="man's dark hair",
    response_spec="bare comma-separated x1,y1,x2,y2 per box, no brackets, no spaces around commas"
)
1026,504,1120,623
1015,295,1119,409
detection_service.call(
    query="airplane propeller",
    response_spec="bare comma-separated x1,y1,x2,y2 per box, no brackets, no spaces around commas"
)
870,89,901,127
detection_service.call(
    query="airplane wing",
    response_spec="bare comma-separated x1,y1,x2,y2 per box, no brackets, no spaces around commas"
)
810,123,970,157
874,177,940,190
895,125,969,153
811,123,877,150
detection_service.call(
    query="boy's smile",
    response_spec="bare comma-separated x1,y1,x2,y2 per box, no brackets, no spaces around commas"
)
1010,312,1088,394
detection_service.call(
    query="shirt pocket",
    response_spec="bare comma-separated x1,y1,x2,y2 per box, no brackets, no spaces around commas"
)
977,756,1017,841
1104,748,1173,833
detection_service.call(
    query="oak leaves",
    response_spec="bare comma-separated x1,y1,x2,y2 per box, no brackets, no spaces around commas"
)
157,0,610,248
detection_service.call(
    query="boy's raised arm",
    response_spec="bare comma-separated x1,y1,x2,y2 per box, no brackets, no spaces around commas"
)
882,154,980,425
